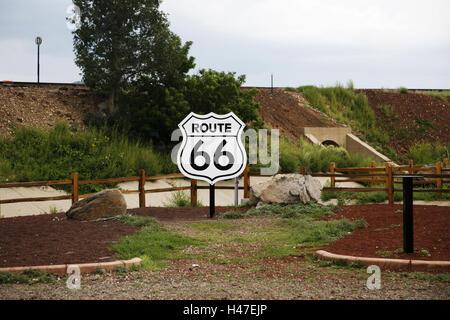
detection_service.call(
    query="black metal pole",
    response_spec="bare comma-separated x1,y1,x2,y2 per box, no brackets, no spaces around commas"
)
37,45,40,84
209,183,215,218
403,177,414,253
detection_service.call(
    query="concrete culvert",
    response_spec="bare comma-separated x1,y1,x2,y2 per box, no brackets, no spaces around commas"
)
322,140,340,147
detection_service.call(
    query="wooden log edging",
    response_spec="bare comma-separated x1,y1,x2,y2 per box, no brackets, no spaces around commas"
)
316,250,450,272
0,257,142,275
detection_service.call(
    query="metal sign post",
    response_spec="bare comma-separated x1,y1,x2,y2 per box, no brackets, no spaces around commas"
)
402,176,414,253
397,174,422,253
176,112,247,219
210,184,215,218
234,177,239,206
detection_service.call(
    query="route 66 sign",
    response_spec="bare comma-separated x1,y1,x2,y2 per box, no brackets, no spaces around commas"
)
177,112,247,185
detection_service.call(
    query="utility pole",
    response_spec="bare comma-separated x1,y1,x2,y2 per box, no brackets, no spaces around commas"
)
271,73,274,93
35,36,42,84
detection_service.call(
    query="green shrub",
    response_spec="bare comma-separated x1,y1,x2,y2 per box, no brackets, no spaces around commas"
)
220,211,245,219
408,141,450,164
163,190,201,207
0,122,173,193
398,87,409,94
278,137,376,173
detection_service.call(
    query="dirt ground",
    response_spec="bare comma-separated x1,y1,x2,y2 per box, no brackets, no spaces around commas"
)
251,88,343,140
0,204,448,300
0,84,99,137
1,205,448,269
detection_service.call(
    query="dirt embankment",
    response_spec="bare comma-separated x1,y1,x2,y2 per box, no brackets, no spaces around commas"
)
0,84,100,137
248,88,343,140
357,89,450,156
1,85,448,158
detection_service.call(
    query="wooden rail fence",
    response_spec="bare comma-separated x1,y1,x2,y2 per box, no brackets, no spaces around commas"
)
0,167,252,207
323,159,450,204
0,159,448,207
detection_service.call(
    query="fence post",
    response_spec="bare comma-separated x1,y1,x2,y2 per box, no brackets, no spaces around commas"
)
385,162,393,204
436,162,442,190
71,173,79,204
330,162,336,188
371,161,376,186
409,159,414,174
244,166,250,198
444,158,448,168
190,179,197,206
139,169,146,208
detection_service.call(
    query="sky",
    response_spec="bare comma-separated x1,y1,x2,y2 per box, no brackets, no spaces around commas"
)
0,0,449,88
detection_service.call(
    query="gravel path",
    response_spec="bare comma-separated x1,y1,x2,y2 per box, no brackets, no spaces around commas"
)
1,258,448,300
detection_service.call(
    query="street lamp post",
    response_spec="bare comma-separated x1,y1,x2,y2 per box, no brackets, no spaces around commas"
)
35,36,42,84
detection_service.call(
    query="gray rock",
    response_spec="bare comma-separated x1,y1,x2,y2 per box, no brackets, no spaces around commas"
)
256,201,265,209
305,175,323,202
250,174,323,205
66,189,127,221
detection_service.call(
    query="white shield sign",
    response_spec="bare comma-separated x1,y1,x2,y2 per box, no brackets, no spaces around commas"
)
177,112,247,184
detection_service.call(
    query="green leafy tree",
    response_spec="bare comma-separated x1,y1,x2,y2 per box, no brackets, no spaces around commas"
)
184,69,263,126
71,0,195,113
114,69,263,147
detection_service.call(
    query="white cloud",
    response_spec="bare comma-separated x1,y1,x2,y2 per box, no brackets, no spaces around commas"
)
162,0,450,47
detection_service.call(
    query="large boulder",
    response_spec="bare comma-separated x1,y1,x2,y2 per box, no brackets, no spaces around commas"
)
66,189,127,221
250,174,323,205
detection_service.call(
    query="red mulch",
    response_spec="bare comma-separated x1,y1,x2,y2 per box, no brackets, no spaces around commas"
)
0,205,448,269
0,213,139,268
0,207,246,268
319,204,450,261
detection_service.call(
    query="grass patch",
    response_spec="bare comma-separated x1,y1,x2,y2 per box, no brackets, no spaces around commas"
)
245,202,337,219
178,203,366,263
416,90,450,104
376,248,432,258
0,122,175,192
163,189,203,207
0,269,57,285
190,221,237,231
113,204,367,268
408,141,450,165
112,215,202,270
278,137,377,173
219,211,245,219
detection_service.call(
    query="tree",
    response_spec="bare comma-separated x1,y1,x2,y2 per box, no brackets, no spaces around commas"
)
109,69,263,148
71,0,195,113
184,69,263,126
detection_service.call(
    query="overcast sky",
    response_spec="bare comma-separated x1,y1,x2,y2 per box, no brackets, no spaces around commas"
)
1,0,449,88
